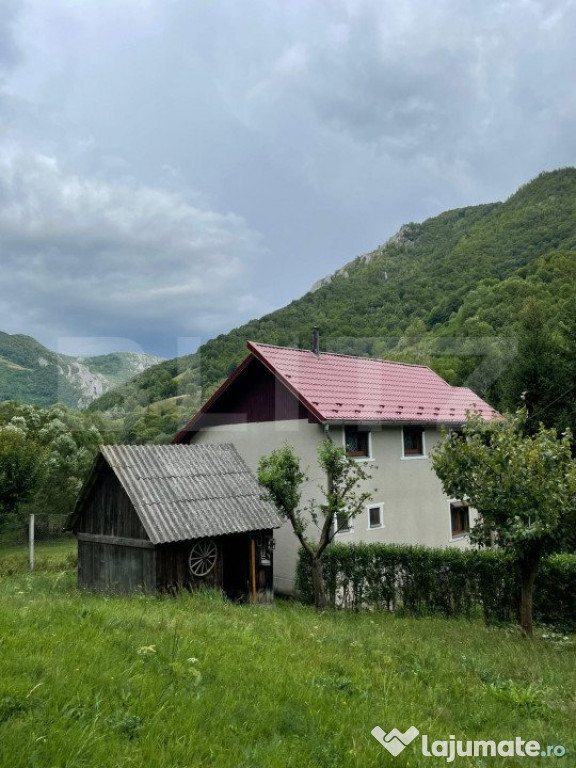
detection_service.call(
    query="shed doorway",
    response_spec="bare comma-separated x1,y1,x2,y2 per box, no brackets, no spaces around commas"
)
221,535,250,601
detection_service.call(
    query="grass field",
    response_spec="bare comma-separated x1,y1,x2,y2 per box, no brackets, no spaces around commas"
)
0,540,76,577
0,547,574,767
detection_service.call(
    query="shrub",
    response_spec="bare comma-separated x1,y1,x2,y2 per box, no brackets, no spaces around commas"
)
296,543,576,631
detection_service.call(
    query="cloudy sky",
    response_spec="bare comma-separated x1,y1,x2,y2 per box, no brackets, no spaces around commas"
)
0,0,575,357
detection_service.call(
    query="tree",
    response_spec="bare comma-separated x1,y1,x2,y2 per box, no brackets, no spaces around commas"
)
0,426,45,528
556,298,576,439
432,410,576,637
33,411,105,516
0,402,113,521
258,440,373,609
498,301,569,433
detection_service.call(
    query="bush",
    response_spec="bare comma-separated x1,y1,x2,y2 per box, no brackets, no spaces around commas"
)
296,543,576,631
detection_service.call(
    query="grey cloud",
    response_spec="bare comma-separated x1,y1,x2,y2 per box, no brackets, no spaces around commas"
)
0,149,265,354
0,0,575,355
257,0,576,161
0,0,21,71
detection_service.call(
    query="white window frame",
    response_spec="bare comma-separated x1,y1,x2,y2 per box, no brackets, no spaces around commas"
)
448,500,470,541
334,508,354,536
342,425,374,462
401,425,427,460
366,502,384,530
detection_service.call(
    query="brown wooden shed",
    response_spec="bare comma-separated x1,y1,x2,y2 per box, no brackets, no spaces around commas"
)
67,444,282,601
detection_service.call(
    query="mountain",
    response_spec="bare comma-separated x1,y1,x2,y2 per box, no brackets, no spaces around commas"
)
89,168,576,442
0,332,163,408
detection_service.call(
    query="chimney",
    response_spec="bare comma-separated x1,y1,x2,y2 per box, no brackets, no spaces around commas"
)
311,327,320,357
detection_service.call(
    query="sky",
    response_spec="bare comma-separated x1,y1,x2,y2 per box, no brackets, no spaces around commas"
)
0,0,575,358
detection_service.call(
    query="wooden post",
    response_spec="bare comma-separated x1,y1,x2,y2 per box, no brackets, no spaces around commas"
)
250,538,257,603
29,513,35,572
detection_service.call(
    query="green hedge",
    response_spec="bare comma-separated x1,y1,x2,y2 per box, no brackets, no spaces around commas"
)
296,544,576,631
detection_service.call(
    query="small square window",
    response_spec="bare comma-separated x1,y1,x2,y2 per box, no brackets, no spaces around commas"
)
368,505,383,528
450,502,470,537
335,510,352,533
345,425,370,458
403,426,425,457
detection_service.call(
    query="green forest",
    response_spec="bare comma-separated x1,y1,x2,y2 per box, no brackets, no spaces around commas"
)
0,332,162,409
88,168,576,443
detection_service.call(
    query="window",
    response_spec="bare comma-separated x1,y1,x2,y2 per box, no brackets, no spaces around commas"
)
367,503,384,529
450,502,470,538
403,426,425,457
345,425,370,458
257,537,273,566
335,509,352,534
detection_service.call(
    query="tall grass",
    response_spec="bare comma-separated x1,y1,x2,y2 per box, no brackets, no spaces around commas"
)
0,557,574,767
0,541,76,577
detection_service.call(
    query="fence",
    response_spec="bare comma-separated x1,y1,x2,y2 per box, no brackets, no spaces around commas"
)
0,513,73,560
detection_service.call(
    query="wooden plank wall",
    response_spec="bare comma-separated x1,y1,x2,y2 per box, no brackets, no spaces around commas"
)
75,463,153,592
78,540,156,593
155,540,224,592
76,464,149,539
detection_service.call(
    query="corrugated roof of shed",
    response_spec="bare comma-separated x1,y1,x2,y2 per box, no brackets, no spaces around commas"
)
75,444,282,545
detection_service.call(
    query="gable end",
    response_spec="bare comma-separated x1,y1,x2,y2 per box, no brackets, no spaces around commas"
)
72,462,150,541
177,357,314,442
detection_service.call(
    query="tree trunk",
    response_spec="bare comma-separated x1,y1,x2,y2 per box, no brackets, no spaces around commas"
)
311,556,326,610
519,557,539,638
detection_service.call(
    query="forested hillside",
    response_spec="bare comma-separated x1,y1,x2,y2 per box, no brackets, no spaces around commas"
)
89,169,576,443
0,333,162,408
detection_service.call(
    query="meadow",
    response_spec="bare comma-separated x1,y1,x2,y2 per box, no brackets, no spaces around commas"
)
0,544,574,768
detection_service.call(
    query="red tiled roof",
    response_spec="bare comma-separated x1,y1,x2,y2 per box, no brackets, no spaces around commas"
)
248,342,498,423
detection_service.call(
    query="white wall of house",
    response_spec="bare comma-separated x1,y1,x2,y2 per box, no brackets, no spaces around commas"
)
192,420,474,594
328,425,476,550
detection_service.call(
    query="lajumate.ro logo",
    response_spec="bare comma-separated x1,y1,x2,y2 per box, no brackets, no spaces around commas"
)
371,725,567,761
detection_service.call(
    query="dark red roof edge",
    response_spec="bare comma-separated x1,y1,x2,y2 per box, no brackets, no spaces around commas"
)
171,352,255,444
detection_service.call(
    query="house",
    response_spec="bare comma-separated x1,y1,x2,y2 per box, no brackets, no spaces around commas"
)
67,443,282,600
172,340,498,594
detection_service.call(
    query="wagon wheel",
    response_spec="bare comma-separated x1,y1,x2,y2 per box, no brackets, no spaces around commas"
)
188,539,218,577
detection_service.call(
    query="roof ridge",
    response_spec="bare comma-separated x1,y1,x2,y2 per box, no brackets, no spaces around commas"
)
114,469,252,479
101,443,237,452
248,341,434,371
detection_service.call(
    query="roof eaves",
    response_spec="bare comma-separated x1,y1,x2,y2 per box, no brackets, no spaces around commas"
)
323,417,468,426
